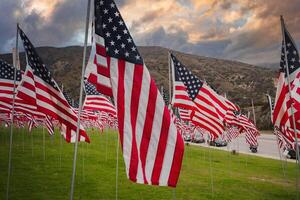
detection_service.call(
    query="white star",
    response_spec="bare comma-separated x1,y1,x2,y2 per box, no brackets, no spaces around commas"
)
99,0,104,5
114,12,120,17
123,29,128,34
131,46,136,51
106,32,111,37
125,52,129,57
112,26,117,31
117,35,121,40
108,17,113,23
119,20,124,25
287,43,291,47
103,24,107,29
291,58,296,62
121,43,126,48
104,9,108,14
135,55,140,60
110,3,115,8
293,50,297,55
110,41,115,46
127,38,132,43
114,49,119,54
291,65,295,69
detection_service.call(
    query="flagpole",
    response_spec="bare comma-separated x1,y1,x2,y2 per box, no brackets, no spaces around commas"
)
168,51,172,104
280,16,300,200
251,99,256,126
280,16,300,166
6,23,19,200
70,0,91,199
115,133,120,200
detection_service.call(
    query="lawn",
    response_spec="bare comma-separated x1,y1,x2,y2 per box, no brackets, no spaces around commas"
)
0,126,299,200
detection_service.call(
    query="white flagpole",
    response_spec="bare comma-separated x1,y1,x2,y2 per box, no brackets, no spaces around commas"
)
6,23,19,200
70,0,91,199
168,51,172,105
251,99,256,126
280,16,300,165
43,127,46,161
115,133,120,200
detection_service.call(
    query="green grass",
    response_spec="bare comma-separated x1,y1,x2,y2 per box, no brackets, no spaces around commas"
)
0,126,299,200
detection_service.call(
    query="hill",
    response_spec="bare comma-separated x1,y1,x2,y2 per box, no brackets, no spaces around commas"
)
0,46,278,129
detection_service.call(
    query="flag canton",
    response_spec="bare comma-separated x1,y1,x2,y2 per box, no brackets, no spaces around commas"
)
0,60,22,81
95,0,143,64
63,91,73,107
18,28,58,90
171,53,202,100
85,81,101,95
280,29,300,76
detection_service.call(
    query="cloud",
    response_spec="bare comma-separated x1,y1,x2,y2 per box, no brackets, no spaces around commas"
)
0,0,299,67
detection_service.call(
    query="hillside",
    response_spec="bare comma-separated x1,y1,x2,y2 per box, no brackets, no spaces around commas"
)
0,46,278,129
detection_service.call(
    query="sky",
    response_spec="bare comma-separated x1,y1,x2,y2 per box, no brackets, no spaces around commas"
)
0,0,300,67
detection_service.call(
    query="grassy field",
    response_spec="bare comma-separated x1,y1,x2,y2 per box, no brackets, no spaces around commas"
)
0,126,299,200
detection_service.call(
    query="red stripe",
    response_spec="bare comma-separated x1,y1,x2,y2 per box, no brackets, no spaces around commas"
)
139,78,157,184
128,64,143,182
117,60,126,149
151,104,171,185
168,132,184,187
87,74,113,97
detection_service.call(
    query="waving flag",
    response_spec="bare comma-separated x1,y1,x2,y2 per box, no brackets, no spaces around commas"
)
170,53,225,138
83,81,116,115
273,17,300,130
85,0,184,187
16,26,89,143
0,60,22,104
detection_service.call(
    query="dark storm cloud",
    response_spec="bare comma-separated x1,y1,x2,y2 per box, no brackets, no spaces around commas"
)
0,0,128,53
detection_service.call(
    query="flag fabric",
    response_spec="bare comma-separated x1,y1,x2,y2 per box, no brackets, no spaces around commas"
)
170,53,225,138
178,108,191,121
45,115,54,135
0,59,22,104
16,27,90,143
84,0,184,187
83,81,116,115
225,126,240,142
273,18,300,130
245,128,259,146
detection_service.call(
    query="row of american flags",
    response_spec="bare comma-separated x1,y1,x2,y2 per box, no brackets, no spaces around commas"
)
0,0,299,189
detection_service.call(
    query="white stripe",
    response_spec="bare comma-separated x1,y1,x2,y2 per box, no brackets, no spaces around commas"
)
96,54,108,68
121,60,134,178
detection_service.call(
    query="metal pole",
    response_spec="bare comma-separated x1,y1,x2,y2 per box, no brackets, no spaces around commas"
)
70,0,91,199
105,130,108,162
168,51,172,105
6,24,19,200
43,127,45,161
251,99,256,126
280,16,300,200
116,133,120,200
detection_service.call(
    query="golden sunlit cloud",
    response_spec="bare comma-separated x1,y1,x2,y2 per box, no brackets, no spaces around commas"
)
24,0,62,19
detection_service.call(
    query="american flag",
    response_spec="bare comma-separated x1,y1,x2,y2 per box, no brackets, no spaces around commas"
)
0,60,22,104
16,27,90,143
245,128,259,147
85,0,184,187
0,59,43,118
225,126,240,143
273,17,300,131
83,81,116,116
170,53,225,138
178,108,191,121
45,115,54,135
